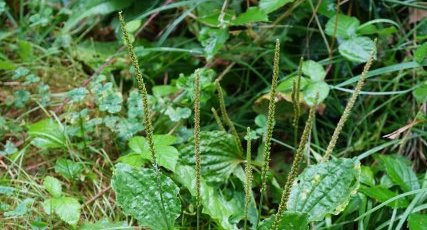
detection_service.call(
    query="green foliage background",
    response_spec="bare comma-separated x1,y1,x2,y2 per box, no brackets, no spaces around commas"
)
0,0,426,229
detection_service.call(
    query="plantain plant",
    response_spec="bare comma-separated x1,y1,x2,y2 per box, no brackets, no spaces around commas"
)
109,12,379,230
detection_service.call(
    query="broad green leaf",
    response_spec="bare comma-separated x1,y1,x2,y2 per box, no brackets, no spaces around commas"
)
43,176,62,198
359,185,408,208
415,42,427,63
28,119,66,149
287,158,361,221
259,0,294,13
120,134,179,171
4,198,34,217
303,81,330,106
231,7,269,25
325,14,360,39
257,211,309,230
378,155,420,192
175,165,252,230
338,36,376,63
43,197,81,226
408,213,427,230
111,164,181,229
302,60,326,81
198,27,229,60
54,159,83,180
413,81,427,103
180,131,244,184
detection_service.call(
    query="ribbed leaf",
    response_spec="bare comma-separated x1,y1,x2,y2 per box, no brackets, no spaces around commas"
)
111,163,181,229
174,165,256,230
180,131,243,184
287,158,361,221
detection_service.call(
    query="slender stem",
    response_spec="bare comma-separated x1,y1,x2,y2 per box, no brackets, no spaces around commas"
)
119,12,170,230
323,45,376,161
259,39,281,212
211,107,226,131
244,127,253,230
194,70,202,230
272,101,317,230
292,57,304,148
216,81,244,154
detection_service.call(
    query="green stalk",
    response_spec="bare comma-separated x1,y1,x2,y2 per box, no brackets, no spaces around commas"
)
119,12,170,230
215,81,244,154
258,39,281,222
244,127,253,230
322,45,376,161
211,107,226,131
271,100,317,230
292,57,303,148
194,70,202,230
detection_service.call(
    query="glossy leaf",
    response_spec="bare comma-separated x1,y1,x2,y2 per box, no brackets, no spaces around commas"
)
111,163,181,229
408,213,427,230
287,158,361,221
325,14,360,39
303,81,330,106
27,119,66,149
378,154,420,192
174,165,254,230
180,131,244,184
359,185,409,208
302,60,326,81
43,197,81,226
231,7,269,25
338,36,376,63
259,0,294,13
257,211,309,230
